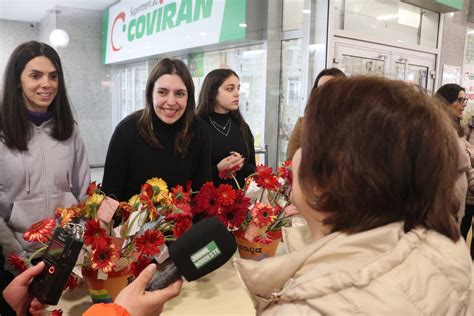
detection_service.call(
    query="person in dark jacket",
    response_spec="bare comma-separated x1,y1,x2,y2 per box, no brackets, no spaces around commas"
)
102,58,211,201
196,69,255,189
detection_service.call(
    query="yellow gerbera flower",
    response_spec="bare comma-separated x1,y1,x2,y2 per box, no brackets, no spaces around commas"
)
128,194,144,212
86,193,105,206
146,178,169,203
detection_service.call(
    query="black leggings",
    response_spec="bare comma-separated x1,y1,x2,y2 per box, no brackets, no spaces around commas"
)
460,204,474,259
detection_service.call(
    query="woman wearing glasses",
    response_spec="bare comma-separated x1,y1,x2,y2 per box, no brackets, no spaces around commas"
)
436,84,474,253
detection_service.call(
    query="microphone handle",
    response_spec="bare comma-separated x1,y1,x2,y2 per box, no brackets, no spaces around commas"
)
146,259,181,291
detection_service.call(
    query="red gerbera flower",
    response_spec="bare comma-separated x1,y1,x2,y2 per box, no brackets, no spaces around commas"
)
134,229,165,257
217,204,246,230
216,184,237,206
7,253,28,272
86,181,100,196
254,234,273,244
64,274,79,291
171,185,191,204
84,220,110,250
254,165,279,190
234,190,251,212
91,244,118,273
23,218,56,243
139,193,158,220
141,183,153,197
173,216,192,238
174,202,192,214
277,160,292,184
129,255,152,277
251,203,276,227
193,182,218,214
116,202,133,222
218,165,240,180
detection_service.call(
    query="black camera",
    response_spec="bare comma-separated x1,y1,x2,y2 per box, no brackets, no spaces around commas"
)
29,223,84,305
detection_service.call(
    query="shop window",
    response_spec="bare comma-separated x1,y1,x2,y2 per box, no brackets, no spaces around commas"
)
278,38,303,165
334,0,439,48
117,62,147,120
176,45,266,153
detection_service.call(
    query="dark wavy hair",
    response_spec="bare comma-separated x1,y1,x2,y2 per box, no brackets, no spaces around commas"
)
300,76,460,241
0,41,75,151
138,58,195,155
436,83,465,104
312,67,346,91
196,68,252,155
435,83,466,137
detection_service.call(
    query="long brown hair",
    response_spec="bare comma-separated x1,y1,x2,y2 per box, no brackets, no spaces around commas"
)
196,68,252,155
0,41,75,151
138,58,195,155
300,76,460,241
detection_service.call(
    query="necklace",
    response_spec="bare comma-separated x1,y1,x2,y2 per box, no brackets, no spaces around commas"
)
209,116,231,137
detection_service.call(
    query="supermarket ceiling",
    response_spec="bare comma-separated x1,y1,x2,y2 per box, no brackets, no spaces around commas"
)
0,0,118,22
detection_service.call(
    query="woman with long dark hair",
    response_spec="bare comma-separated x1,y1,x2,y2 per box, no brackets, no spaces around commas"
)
196,69,255,188
102,58,211,201
0,41,90,265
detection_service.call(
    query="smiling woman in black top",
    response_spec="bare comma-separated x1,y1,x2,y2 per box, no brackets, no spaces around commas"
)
196,69,255,188
102,58,211,201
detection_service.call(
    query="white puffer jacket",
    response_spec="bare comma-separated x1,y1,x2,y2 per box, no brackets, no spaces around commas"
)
234,222,474,315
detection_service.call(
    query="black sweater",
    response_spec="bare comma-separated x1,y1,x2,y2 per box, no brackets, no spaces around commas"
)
102,111,211,201
206,112,256,188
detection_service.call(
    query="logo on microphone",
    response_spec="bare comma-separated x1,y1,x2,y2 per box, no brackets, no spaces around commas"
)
190,241,222,269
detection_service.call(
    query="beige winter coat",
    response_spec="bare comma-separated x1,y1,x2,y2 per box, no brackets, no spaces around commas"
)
234,222,474,315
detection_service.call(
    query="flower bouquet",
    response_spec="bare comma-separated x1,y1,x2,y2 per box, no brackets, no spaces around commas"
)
7,177,193,302
192,161,293,260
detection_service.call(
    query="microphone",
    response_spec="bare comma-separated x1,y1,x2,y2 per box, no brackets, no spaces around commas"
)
146,217,236,290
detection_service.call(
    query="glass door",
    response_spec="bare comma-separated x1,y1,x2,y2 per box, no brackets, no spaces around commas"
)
333,38,436,92
334,41,390,77
391,53,433,93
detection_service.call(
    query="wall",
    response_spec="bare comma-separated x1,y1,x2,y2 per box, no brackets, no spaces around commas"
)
439,0,470,70
54,6,112,166
0,19,38,88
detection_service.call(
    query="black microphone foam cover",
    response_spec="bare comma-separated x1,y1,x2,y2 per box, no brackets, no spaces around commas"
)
169,217,236,281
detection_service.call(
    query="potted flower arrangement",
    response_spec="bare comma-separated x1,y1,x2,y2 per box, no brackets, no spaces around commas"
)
7,177,193,303
192,161,293,260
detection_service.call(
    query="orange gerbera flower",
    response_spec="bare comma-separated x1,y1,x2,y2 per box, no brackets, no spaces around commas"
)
91,244,118,273
23,217,56,243
251,203,276,227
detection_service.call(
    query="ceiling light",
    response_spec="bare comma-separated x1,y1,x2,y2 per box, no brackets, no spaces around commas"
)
376,14,398,21
302,9,311,14
49,29,69,48
239,23,247,28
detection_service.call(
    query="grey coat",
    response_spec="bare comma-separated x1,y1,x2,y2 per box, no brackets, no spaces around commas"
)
0,120,90,260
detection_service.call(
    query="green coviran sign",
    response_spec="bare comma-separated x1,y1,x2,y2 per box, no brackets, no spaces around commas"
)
436,0,463,10
103,0,246,64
